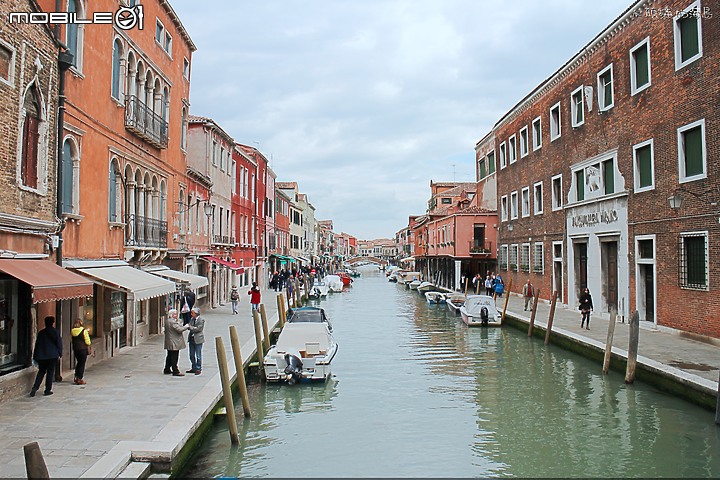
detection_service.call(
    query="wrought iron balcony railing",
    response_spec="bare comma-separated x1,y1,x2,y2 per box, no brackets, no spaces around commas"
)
125,214,168,248
124,95,168,149
212,235,235,246
469,240,493,255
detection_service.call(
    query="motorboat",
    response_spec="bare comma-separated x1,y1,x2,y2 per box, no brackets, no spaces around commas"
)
286,306,332,332
387,272,398,283
397,271,421,285
346,268,361,278
263,322,338,384
417,281,435,293
324,274,344,292
308,280,329,298
445,293,466,315
459,295,502,327
425,291,446,304
338,272,353,287
408,279,422,290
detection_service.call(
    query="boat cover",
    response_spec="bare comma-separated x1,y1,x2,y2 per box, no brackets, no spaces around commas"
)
276,323,333,352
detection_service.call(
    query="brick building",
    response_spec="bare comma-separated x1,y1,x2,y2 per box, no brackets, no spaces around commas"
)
487,0,719,337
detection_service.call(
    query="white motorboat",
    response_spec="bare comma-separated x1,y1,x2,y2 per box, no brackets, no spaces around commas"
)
459,295,502,327
446,293,466,315
409,279,422,290
417,281,435,293
398,271,421,285
263,322,338,384
308,280,329,298
286,306,332,331
324,274,344,292
425,291,446,304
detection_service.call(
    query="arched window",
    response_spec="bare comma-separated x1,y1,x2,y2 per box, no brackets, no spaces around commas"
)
109,160,121,222
178,188,185,232
162,86,169,121
111,39,122,99
21,85,40,189
61,139,74,213
66,0,79,67
181,107,187,149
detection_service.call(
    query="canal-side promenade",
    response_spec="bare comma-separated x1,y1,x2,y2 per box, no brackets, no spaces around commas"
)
0,282,719,479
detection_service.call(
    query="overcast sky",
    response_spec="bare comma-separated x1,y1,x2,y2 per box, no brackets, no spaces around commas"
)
171,0,633,240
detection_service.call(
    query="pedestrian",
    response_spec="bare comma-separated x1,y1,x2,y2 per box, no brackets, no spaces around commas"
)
164,308,189,376
71,319,92,385
579,288,594,329
493,274,505,298
187,307,205,375
522,279,535,311
249,281,261,311
180,289,196,325
484,275,494,296
30,316,62,397
270,271,279,291
472,273,483,293
230,286,239,314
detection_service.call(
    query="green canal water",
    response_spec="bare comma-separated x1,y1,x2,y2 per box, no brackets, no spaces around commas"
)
184,268,720,478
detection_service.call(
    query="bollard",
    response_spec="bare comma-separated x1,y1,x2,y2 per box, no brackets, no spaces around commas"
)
215,336,239,444
259,304,270,351
229,326,251,418
24,442,49,479
528,288,541,337
544,290,559,346
464,278,469,295
252,310,264,366
603,309,618,375
625,310,640,384
500,278,513,325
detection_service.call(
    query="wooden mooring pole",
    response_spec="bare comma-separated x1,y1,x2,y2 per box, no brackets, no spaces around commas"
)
544,291,559,346
24,442,49,479
215,336,239,444
500,278,513,325
252,309,264,366
259,304,270,351
603,309,618,375
625,310,640,384
229,326,251,418
528,288,540,337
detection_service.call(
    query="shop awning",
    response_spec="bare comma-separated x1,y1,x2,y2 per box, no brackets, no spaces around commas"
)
148,267,208,290
0,259,94,304
200,255,244,272
75,266,176,301
296,256,311,263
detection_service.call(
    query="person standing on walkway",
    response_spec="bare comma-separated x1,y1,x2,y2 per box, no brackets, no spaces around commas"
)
30,316,62,397
522,279,535,311
493,274,505,298
249,281,261,311
187,307,205,375
484,274,494,296
181,289,196,325
230,286,239,314
579,288,593,329
164,308,189,376
71,319,92,385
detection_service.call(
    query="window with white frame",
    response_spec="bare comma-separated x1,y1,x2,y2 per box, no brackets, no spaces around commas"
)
520,243,530,272
679,231,708,290
499,142,507,169
509,244,519,272
532,116,542,150
551,174,562,211
111,39,123,100
571,86,584,127
501,195,508,221
183,57,190,79
678,119,706,182
220,146,225,171
212,141,217,166
66,0,84,70
521,187,530,217
499,245,508,271
0,40,15,85
510,191,518,220
508,135,517,164
533,181,543,215
633,139,654,192
597,64,614,111
520,126,529,158
572,155,616,202
674,1,703,70
533,242,544,274
630,37,651,95
487,150,495,175
155,19,172,56
550,102,561,140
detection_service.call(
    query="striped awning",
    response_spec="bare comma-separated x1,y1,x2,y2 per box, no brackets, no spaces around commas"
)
0,259,94,304
148,267,208,290
76,266,176,301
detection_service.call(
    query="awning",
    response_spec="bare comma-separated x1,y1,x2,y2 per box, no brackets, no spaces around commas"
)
76,266,176,301
296,256,311,263
148,267,208,290
400,257,415,263
200,255,244,272
0,259,94,304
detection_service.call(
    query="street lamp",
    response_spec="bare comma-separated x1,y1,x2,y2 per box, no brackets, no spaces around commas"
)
668,192,683,210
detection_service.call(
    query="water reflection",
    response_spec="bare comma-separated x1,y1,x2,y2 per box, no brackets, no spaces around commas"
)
184,270,720,478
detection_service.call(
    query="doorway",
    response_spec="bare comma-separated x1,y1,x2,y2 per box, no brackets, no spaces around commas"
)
552,242,563,303
573,241,588,297
601,240,618,314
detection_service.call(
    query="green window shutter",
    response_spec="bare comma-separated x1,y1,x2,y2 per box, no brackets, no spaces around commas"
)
575,170,584,201
602,73,612,106
603,159,614,195
679,16,700,62
479,160,486,179
683,126,704,177
488,153,495,174
634,45,649,87
637,145,652,188
685,236,706,287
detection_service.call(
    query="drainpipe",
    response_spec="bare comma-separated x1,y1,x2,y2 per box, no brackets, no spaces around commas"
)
55,50,74,269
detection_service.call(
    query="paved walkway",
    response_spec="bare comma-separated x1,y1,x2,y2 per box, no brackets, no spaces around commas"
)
0,286,281,479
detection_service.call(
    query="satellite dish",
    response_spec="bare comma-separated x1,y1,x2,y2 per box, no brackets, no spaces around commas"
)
584,85,594,112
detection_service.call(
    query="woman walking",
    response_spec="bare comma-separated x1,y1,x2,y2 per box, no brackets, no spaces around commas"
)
71,319,92,385
579,288,593,329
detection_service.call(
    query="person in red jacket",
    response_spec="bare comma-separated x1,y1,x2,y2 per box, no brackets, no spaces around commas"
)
248,281,261,311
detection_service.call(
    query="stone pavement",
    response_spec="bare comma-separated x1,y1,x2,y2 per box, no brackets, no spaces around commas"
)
0,285,281,479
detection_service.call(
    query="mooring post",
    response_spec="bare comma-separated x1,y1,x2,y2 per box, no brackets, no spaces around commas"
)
528,288,541,337
544,290,559,346
24,442,49,479
252,309,265,363
603,309,618,375
259,304,270,351
464,278,468,295
500,278,513,325
625,310,640,384
215,336,239,444
228,326,251,418
715,370,720,425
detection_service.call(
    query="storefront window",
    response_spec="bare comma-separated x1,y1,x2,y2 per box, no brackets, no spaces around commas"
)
79,294,95,337
0,280,19,371
110,291,126,331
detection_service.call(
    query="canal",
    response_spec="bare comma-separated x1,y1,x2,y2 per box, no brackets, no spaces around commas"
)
184,268,720,478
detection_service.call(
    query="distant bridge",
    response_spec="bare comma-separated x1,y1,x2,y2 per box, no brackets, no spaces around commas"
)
346,256,388,266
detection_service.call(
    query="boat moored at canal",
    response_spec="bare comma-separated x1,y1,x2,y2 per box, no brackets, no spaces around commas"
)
263,322,338,384
325,275,344,292
460,295,502,327
446,293,466,315
425,291,446,304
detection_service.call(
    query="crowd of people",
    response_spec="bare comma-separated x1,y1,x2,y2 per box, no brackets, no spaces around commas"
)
269,264,329,292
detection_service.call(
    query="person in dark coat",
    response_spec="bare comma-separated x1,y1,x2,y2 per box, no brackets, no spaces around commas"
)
181,289,196,325
579,288,594,329
31,316,63,397
164,309,189,376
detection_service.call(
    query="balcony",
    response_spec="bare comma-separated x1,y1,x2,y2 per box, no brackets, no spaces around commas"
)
125,214,167,249
212,235,235,247
124,95,168,149
469,240,493,256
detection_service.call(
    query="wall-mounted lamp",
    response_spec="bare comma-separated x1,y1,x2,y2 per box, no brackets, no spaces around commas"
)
203,202,214,218
506,223,514,231
668,186,719,211
668,192,683,210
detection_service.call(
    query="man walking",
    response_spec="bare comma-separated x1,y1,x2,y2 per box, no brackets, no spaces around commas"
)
30,316,62,397
187,307,205,375
522,279,535,311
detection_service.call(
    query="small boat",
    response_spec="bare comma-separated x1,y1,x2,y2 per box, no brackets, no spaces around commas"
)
459,295,502,327
263,322,338,384
324,275,344,292
387,273,398,283
417,281,435,293
338,272,353,287
398,271,420,285
286,306,333,331
308,280,329,298
346,268,361,278
446,293,466,315
408,279,422,290
425,291,446,304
